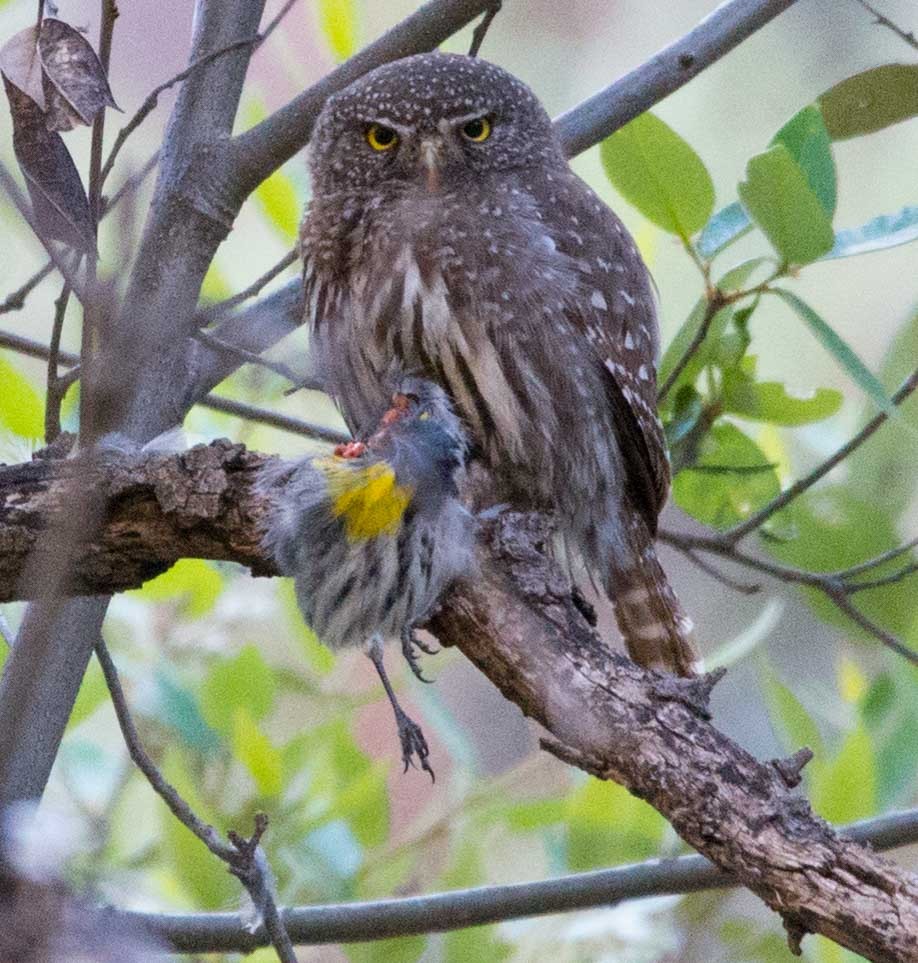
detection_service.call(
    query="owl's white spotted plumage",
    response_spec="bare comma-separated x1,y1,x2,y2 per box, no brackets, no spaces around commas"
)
301,51,700,676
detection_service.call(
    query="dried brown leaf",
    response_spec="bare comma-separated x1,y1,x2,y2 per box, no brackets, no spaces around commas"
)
0,25,45,109
3,75,96,254
37,18,119,131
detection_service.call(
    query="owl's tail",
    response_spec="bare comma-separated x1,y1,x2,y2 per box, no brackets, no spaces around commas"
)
603,520,701,678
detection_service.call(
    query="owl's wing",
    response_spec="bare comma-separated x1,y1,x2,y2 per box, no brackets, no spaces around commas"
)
538,169,670,530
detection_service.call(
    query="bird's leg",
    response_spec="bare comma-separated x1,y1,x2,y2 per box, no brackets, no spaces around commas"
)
400,624,439,683
366,636,434,780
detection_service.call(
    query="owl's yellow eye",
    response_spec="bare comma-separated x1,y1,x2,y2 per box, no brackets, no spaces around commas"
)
460,117,491,143
366,123,398,151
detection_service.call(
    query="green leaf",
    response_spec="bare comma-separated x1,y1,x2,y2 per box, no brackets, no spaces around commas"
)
875,707,918,806
154,671,222,754
134,558,224,618
600,111,715,239
502,797,567,830
253,165,300,242
672,423,780,528
67,657,109,730
722,360,843,425
232,705,283,796
767,486,915,639
0,356,44,438
824,205,918,260
200,261,231,303
760,663,824,757
848,307,918,518
697,104,835,258
696,200,752,259
818,63,918,140
770,104,836,216
200,644,277,736
159,745,238,909
279,579,336,674
658,257,767,398
347,937,426,963
811,726,876,823
737,145,835,264
318,0,359,62
335,761,389,848
564,777,665,870
773,289,895,415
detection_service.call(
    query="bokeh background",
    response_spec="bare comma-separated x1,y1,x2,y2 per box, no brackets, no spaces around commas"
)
1,1,916,960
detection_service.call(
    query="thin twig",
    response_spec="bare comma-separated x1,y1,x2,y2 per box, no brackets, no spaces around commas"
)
852,0,918,50
723,366,918,543
661,529,918,666
202,394,349,444
193,328,303,384
89,0,119,221
197,249,298,322
99,0,300,189
832,535,918,580
0,155,158,322
108,806,918,953
468,1,501,56
846,561,918,593
45,279,73,443
680,547,761,595
93,637,297,962
0,162,88,300
0,327,348,444
101,151,159,215
0,262,55,315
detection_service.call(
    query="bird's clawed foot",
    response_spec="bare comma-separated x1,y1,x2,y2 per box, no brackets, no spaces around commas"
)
400,626,439,683
392,704,434,781
367,637,435,781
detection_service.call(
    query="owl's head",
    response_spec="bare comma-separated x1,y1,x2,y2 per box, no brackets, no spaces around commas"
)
309,52,561,194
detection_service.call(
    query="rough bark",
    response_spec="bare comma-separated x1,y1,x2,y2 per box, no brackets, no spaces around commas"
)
1,441,916,961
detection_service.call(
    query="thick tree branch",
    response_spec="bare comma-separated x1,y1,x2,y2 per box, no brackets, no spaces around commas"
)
0,443,916,960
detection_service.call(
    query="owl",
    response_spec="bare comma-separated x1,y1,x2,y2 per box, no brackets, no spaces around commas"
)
300,52,700,677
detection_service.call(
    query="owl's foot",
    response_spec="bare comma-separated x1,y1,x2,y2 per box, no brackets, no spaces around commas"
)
400,626,439,683
367,638,435,781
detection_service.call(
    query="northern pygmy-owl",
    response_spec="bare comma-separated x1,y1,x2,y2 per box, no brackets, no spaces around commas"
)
300,52,700,677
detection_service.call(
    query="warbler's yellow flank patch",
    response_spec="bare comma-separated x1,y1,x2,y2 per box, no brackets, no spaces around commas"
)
321,459,413,541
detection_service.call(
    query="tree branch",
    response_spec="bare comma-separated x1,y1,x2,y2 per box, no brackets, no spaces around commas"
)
553,0,802,157
723,365,918,542
93,636,297,962
0,443,916,959
0,327,347,444
661,530,918,666
108,807,918,954
852,0,918,51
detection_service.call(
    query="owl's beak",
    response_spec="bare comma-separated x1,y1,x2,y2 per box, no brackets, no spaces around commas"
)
418,138,444,192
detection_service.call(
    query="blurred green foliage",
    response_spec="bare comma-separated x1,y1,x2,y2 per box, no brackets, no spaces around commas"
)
0,10,916,963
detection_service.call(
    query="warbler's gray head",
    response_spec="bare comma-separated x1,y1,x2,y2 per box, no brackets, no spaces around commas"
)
370,376,467,494
308,51,561,195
